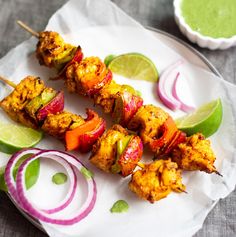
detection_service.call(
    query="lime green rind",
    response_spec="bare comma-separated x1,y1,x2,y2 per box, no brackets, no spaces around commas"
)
0,124,43,154
176,99,223,138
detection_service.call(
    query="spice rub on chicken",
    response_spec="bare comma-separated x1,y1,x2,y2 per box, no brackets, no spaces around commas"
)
0,76,106,153
36,31,77,69
171,133,218,174
90,125,128,173
41,111,85,139
129,159,185,203
128,105,169,145
90,124,143,177
0,76,45,128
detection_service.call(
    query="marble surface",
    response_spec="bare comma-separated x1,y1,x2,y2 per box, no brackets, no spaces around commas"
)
0,0,235,236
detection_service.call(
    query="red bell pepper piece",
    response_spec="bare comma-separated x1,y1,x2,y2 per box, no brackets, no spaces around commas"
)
53,46,84,80
150,116,186,156
65,109,105,152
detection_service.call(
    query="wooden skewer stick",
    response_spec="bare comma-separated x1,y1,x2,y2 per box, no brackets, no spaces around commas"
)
137,162,145,169
17,20,39,38
0,76,16,88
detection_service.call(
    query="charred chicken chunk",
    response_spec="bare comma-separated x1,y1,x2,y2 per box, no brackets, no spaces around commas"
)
129,159,185,203
36,31,76,69
65,62,79,93
94,81,123,114
171,133,217,173
0,76,45,128
90,124,128,173
41,111,85,139
127,105,169,146
73,57,112,96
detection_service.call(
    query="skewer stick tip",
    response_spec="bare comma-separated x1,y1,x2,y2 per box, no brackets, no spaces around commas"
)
16,20,39,38
0,76,16,88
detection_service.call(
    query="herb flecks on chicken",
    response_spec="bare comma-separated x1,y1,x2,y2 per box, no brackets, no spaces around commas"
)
0,76,45,128
90,124,143,177
171,133,217,174
129,159,185,203
0,76,105,153
36,31,77,70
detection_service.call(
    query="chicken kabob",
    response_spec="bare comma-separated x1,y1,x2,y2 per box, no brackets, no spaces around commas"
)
0,76,186,203
0,75,106,153
17,21,186,158
17,22,220,182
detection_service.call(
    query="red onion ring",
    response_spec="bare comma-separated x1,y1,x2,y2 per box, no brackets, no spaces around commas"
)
172,72,195,113
157,59,184,110
5,148,77,214
5,149,97,225
5,148,41,203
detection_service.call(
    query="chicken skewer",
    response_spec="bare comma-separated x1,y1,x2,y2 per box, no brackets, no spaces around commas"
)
17,21,188,156
17,22,220,176
0,75,187,202
0,75,106,152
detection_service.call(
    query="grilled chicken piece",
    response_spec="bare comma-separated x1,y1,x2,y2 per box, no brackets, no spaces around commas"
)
0,76,45,128
36,31,76,69
129,159,185,203
171,133,217,174
72,57,111,96
64,61,79,93
94,81,123,114
128,105,169,146
90,124,128,173
41,111,85,139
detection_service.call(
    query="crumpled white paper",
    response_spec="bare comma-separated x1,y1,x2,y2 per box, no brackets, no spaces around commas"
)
0,0,236,236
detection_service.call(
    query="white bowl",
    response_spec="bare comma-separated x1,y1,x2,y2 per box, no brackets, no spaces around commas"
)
173,0,236,50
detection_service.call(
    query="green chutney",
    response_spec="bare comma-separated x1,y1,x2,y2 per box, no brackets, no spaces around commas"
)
181,0,236,38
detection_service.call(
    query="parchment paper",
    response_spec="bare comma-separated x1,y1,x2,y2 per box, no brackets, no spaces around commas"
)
0,0,236,236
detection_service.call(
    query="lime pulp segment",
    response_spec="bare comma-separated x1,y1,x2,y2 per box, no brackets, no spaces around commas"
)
0,123,43,154
108,53,159,82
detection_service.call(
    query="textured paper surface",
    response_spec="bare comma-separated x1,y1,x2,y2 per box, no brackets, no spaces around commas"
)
0,0,236,236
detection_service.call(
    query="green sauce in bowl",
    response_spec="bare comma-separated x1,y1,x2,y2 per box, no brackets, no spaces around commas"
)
181,0,236,38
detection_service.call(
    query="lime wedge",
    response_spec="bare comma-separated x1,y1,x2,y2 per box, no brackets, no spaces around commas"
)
175,98,223,138
0,123,43,154
108,53,159,82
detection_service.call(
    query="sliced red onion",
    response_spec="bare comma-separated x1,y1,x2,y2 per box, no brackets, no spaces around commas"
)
40,156,77,215
157,59,184,110
5,149,96,225
5,148,77,215
5,148,41,203
172,72,195,113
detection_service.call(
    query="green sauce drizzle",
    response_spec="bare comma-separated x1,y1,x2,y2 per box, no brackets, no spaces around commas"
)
52,172,67,185
181,0,236,38
110,200,129,213
81,167,94,179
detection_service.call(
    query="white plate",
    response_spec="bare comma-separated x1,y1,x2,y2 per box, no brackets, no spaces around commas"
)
5,28,224,235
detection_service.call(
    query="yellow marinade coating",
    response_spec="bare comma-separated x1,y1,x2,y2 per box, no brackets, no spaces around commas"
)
0,76,45,128
90,124,128,172
129,159,185,203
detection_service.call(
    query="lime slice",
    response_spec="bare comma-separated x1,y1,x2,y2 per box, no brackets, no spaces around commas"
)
0,123,43,154
175,98,223,138
108,53,159,82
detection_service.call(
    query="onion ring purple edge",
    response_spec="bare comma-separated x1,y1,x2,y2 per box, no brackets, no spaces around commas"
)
172,72,195,112
5,148,41,203
16,150,97,225
5,148,78,215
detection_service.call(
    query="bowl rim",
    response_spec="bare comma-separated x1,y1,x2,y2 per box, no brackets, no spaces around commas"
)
173,0,236,43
